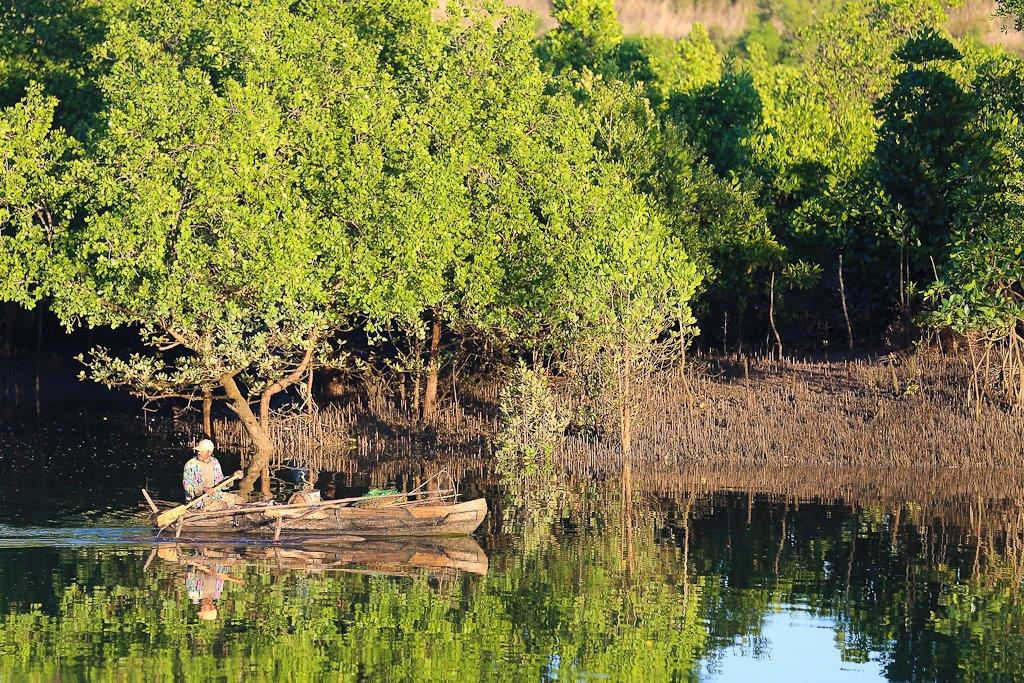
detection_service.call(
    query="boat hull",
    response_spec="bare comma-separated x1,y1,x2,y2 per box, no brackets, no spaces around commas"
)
153,497,488,538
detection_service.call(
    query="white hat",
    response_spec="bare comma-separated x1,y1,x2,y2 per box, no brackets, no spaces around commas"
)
194,439,215,453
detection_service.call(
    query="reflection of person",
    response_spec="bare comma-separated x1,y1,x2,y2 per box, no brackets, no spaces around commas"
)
183,439,242,509
185,561,229,621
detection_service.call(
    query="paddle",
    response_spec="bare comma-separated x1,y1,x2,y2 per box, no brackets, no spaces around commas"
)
156,471,243,528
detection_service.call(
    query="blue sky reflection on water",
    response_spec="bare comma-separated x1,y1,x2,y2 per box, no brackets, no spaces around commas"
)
703,609,885,682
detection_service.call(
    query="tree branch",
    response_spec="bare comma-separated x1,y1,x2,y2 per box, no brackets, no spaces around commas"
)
259,333,319,428
263,334,319,399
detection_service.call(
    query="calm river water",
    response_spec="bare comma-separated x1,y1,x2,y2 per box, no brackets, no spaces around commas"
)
2,366,1023,681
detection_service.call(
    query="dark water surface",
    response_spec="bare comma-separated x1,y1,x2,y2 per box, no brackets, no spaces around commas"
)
2,365,1023,681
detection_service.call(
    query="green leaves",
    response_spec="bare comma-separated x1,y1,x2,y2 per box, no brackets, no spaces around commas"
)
59,0,388,376
782,260,823,291
894,29,963,64
996,0,1024,31
0,0,708,418
0,84,76,307
538,0,623,73
0,0,397,402
921,53,1024,339
3,0,1019,395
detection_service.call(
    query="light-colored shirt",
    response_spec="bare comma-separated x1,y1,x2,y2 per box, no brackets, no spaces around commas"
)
199,459,217,489
186,565,227,603
183,456,224,501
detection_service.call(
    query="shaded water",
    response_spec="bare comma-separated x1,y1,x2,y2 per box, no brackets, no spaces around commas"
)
2,365,1023,681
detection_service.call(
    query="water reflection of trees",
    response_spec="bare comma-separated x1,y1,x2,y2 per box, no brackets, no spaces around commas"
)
500,460,1024,680
654,470,1024,680
4,459,1024,679
0,532,710,681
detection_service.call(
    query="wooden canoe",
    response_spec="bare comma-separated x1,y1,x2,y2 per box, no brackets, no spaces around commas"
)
150,496,488,538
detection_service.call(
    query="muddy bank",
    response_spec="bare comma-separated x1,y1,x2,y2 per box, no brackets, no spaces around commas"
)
200,353,1024,473
560,353,1024,469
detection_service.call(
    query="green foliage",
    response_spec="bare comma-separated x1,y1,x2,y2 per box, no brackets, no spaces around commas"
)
996,0,1024,31
537,0,623,73
737,15,785,63
613,25,722,107
0,85,75,307
0,0,713,475
40,0,404,406
496,363,569,531
3,0,1024,389
0,0,121,132
877,31,974,270
748,0,949,196
923,54,1024,343
895,28,963,63
497,363,566,477
781,260,823,290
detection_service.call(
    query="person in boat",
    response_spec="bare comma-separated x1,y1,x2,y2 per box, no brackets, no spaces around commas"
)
183,439,243,509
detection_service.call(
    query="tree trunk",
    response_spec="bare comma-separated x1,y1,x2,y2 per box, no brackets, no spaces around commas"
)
412,336,423,417
220,373,275,498
619,343,632,458
422,315,442,421
898,242,906,315
1015,327,1024,411
838,254,854,351
722,310,729,354
306,366,315,416
202,387,213,438
618,339,635,575
259,389,272,432
736,300,746,355
769,271,783,359
248,336,317,495
451,342,461,412
966,335,981,417
676,301,688,370
256,387,275,497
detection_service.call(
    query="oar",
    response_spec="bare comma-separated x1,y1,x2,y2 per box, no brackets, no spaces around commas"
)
156,472,243,528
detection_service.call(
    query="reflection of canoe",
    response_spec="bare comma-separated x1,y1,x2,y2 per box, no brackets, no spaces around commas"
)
149,497,488,538
155,535,489,577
